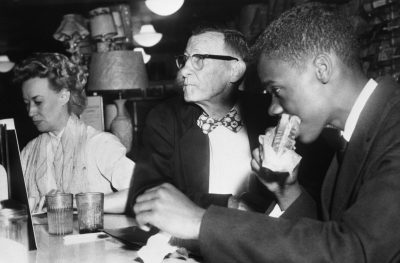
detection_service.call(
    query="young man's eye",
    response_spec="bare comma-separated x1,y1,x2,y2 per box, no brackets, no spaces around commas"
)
271,87,281,97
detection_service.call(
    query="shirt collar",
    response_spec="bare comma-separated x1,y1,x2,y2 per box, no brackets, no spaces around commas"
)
342,79,377,142
197,104,243,134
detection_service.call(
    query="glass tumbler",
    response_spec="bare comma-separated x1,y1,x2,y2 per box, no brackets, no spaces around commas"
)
75,192,104,234
46,193,73,235
0,205,29,247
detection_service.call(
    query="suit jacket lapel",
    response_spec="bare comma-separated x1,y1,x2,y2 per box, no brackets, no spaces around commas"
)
320,156,338,220
179,107,210,194
329,77,398,219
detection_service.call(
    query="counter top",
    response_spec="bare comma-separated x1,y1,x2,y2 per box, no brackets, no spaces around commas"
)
28,214,139,263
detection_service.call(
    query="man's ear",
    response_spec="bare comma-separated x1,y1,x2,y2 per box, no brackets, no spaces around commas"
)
313,53,332,84
230,60,246,83
59,89,70,106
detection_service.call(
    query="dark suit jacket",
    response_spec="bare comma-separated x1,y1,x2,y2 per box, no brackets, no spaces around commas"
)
131,92,277,209
198,77,400,263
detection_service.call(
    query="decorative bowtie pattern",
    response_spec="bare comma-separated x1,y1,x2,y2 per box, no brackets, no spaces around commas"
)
197,107,243,134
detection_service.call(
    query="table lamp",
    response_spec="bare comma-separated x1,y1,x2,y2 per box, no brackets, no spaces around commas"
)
53,14,89,64
89,7,117,52
87,50,149,152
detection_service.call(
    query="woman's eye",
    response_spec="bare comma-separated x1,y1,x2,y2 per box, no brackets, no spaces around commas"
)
34,101,42,106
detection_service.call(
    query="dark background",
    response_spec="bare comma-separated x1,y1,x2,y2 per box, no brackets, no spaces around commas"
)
0,0,353,148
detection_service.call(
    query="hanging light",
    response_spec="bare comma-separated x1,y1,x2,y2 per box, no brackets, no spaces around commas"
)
133,24,162,47
145,0,184,16
0,55,15,73
134,48,151,64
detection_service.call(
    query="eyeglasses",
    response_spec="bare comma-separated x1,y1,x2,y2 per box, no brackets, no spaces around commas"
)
175,54,239,70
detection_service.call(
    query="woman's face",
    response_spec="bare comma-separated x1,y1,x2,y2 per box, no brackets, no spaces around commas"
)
22,77,70,134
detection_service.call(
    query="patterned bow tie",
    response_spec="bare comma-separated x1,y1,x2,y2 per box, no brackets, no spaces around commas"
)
197,107,243,134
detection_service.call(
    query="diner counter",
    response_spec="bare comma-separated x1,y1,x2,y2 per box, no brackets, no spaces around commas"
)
28,214,139,263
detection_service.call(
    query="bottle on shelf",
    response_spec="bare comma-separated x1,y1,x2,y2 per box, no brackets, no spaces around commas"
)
363,0,395,13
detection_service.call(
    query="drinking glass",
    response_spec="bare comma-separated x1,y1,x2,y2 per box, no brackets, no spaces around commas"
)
46,193,73,235
75,192,104,234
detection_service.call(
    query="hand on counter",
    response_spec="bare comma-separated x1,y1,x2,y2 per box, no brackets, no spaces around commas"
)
133,183,205,240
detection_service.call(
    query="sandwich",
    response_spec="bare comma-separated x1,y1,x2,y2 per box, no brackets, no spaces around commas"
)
258,113,302,184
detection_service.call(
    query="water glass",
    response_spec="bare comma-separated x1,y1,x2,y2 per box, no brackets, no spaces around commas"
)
46,193,73,235
0,204,29,248
76,192,104,234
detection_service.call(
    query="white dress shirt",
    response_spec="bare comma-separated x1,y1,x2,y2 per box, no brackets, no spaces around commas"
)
208,124,253,195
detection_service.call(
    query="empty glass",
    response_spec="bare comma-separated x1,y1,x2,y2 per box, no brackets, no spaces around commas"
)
46,193,73,235
75,192,104,234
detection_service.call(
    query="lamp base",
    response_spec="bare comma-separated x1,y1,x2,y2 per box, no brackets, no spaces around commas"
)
110,99,133,153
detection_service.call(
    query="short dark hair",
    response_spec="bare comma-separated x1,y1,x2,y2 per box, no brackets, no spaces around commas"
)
252,3,361,70
13,52,87,115
192,26,250,63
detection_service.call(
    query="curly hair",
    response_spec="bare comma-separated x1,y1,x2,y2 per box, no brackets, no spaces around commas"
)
13,52,87,115
252,2,361,70
192,26,250,63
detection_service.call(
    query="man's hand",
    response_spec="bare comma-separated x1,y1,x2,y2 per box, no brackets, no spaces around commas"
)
133,183,205,240
251,147,302,211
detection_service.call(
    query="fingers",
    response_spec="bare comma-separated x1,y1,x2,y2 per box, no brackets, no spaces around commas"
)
135,210,154,230
251,147,261,171
139,224,151,232
251,158,260,172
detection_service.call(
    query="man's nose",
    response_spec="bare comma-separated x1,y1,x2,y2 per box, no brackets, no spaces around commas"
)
268,96,284,116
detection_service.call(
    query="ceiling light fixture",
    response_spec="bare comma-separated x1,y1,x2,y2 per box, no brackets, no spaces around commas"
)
145,0,184,16
133,24,162,47
0,55,15,73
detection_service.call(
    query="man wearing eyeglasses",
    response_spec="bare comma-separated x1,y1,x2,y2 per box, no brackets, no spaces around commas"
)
130,26,278,213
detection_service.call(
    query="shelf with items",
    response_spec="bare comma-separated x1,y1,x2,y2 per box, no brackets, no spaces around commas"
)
359,0,400,81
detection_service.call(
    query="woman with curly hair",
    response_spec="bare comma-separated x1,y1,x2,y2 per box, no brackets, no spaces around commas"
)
13,53,135,214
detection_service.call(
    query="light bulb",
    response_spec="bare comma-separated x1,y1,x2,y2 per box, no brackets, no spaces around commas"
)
133,24,162,47
145,0,184,16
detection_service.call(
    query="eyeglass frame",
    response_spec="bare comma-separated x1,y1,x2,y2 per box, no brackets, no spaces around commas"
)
175,54,239,70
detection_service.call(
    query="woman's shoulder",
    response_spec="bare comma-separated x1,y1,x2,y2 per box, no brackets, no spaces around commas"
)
21,134,42,153
85,125,125,150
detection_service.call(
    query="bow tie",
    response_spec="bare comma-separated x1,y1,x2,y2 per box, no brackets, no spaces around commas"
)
197,107,243,135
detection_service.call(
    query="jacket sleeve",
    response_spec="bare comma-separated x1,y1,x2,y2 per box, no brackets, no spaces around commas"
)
129,104,176,205
197,104,400,263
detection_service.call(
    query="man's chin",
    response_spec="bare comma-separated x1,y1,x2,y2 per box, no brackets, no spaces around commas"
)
183,91,194,102
35,124,48,133
297,133,319,144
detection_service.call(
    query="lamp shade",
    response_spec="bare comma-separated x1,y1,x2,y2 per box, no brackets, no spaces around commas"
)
89,7,117,40
145,0,184,16
133,24,162,47
88,51,149,91
53,14,89,42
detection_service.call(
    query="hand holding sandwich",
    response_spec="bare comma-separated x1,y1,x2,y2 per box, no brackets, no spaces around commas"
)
251,114,303,210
